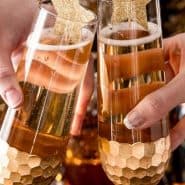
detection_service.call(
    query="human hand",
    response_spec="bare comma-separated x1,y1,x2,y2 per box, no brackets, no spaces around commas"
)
0,0,38,108
124,33,185,150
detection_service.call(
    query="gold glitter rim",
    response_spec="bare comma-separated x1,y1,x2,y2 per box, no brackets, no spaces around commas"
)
39,7,97,25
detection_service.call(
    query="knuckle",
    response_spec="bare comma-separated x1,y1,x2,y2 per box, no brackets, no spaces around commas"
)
0,66,14,79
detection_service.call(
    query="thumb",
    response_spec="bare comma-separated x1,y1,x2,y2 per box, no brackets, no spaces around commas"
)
124,72,185,129
0,50,23,108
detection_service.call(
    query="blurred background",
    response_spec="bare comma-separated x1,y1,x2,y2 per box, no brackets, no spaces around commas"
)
1,0,185,185
160,0,185,37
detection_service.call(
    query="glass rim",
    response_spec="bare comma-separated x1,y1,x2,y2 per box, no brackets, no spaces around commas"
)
98,22,162,46
40,7,98,25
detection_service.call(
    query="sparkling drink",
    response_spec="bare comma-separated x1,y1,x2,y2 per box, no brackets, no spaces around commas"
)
97,0,171,183
0,7,97,185
0,33,92,185
98,22,170,185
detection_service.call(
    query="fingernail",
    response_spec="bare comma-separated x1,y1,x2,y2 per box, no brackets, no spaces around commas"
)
124,111,144,129
5,88,23,108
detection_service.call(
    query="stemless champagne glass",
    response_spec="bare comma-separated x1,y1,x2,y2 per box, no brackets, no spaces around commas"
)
0,7,97,185
97,0,170,185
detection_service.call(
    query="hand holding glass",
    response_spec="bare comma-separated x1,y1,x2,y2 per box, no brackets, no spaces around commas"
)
0,7,97,185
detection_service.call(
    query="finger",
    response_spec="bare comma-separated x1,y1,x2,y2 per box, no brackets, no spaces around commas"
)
179,46,185,73
163,38,176,82
105,81,164,115
170,116,185,150
106,48,164,81
163,37,180,74
163,38,171,61
17,60,80,94
12,44,25,70
70,58,94,136
164,62,175,82
33,50,86,81
0,50,23,108
124,72,185,129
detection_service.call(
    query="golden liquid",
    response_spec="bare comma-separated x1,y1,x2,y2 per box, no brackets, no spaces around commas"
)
98,23,170,185
10,36,92,158
0,34,93,185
